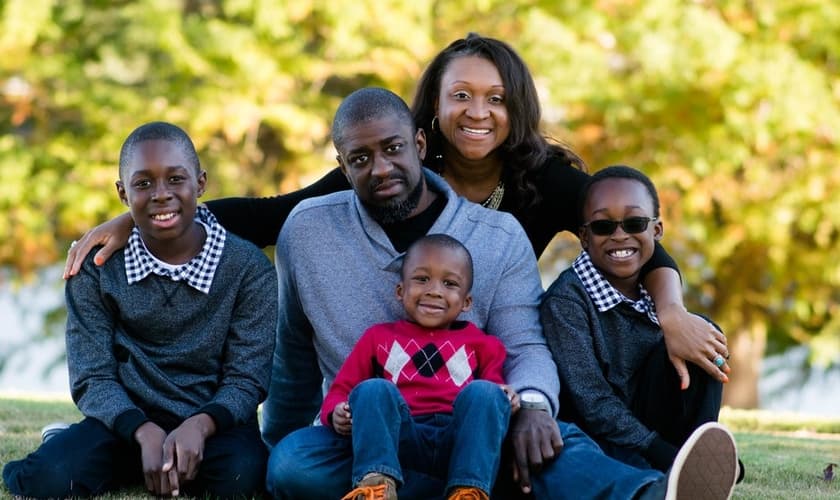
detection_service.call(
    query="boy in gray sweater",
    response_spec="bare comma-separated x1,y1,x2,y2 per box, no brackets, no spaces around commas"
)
541,165,740,498
2,122,277,498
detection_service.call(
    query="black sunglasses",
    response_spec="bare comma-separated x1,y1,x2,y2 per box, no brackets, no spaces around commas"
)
582,216,658,236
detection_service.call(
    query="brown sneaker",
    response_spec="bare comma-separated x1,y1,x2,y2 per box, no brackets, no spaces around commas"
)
447,486,489,500
665,422,739,500
341,473,398,500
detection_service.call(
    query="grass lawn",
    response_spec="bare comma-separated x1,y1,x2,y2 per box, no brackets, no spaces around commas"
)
1,396,839,499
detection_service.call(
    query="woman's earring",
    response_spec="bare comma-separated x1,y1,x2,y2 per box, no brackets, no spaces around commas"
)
431,116,439,132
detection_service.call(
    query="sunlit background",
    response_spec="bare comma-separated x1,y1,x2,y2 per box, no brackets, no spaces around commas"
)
2,0,840,415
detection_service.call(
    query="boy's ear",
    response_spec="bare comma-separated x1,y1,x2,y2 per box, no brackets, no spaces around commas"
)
461,293,473,313
395,283,404,302
196,169,207,198
653,219,664,241
578,226,589,249
116,180,129,207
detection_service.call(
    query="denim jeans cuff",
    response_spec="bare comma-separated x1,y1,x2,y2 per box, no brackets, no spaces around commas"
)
353,466,403,487
446,478,491,495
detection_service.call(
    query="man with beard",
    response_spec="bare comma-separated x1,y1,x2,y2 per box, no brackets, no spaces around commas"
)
261,88,666,500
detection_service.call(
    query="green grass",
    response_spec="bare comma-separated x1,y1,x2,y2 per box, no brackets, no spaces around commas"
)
1,397,839,499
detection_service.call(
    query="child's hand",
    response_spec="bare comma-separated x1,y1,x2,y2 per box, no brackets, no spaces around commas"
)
162,413,216,496
134,421,172,496
500,384,520,414
332,401,352,435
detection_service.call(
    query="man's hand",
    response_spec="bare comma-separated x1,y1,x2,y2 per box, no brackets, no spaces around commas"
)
509,409,563,494
331,402,352,435
135,421,172,496
63,212,134,279
658,304,730,390
162,414,216,497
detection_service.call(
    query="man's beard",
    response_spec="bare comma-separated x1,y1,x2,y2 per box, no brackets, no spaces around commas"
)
364,176,424,225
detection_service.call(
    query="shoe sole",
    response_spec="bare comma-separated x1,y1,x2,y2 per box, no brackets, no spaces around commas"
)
665,422,739,500
40,422,71,442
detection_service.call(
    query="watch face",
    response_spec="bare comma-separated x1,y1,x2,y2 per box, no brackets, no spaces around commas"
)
521,393,544,403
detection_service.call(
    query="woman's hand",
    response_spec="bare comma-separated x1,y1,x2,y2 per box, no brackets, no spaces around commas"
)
644,267,730,389
658,304,730,389
63,212,134,279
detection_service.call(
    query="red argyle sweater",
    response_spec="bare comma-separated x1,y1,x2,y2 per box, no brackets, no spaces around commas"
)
321,320,507,426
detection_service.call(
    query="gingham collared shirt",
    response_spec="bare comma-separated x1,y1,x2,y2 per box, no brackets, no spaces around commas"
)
124,206,226,294
572,251,659,326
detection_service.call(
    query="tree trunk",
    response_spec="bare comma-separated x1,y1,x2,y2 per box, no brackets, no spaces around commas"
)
722,322,766,408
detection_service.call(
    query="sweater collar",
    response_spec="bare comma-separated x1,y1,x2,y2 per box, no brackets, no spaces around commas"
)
124,206,226,294
572,251,659,325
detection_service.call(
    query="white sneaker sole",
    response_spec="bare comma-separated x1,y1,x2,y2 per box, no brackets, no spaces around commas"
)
665,422,739,500
40,422,71,442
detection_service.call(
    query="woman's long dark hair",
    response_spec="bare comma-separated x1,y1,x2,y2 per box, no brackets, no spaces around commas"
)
412,33,584,210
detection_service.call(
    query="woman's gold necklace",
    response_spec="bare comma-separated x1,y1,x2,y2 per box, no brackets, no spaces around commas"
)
441,167,505,210
481,181,505,210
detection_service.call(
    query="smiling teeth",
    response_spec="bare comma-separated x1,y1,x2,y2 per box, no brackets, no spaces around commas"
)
462,127,490,135
152,213,176,221
611,249,635,258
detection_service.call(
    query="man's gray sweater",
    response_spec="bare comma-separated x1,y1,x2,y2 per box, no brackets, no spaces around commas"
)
262,169,558,445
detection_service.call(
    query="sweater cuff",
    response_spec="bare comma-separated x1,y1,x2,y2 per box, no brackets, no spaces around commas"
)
113,408,150,442
194,403,234,432
642,435,679,472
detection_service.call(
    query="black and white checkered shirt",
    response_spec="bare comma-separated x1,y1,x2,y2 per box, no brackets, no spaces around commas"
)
572,251,659,325
124,206,226,294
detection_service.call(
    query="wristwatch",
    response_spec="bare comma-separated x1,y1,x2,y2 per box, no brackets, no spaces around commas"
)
520,392,550,412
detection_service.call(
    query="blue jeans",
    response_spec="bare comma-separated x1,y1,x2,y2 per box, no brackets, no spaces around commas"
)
350,379,509,493
526,421,664,499
267,398,664,500
3,417,267,498
267,379,508,499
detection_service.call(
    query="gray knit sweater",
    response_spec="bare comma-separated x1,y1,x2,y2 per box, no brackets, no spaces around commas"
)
262,169,558,445
540,267,661,451
65,233,277,441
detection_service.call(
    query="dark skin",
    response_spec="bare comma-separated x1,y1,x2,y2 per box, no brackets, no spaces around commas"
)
509,409,564,493
336,115,557,494
118,140,216,497
331,243,522,436
135,414,216,496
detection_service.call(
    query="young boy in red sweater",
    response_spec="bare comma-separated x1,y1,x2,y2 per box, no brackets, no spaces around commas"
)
322,234,519,500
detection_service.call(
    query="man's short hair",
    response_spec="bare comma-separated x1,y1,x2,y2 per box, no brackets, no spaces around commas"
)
119,121,200,179
331,87,416,149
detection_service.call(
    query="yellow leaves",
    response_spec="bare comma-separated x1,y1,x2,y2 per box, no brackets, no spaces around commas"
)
83,46,150,86
0,0,55,69
807,327,840,368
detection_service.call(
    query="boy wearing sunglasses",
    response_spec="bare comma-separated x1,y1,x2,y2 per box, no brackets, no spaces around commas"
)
540,166,741,497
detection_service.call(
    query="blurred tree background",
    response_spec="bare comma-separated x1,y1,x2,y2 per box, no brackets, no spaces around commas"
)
2,0,839,409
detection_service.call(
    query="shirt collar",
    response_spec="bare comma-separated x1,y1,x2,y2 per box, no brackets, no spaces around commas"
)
124,206,226,294
572,251,659,325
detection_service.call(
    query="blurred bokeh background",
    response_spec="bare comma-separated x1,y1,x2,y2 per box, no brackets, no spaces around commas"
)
1,0,839,414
